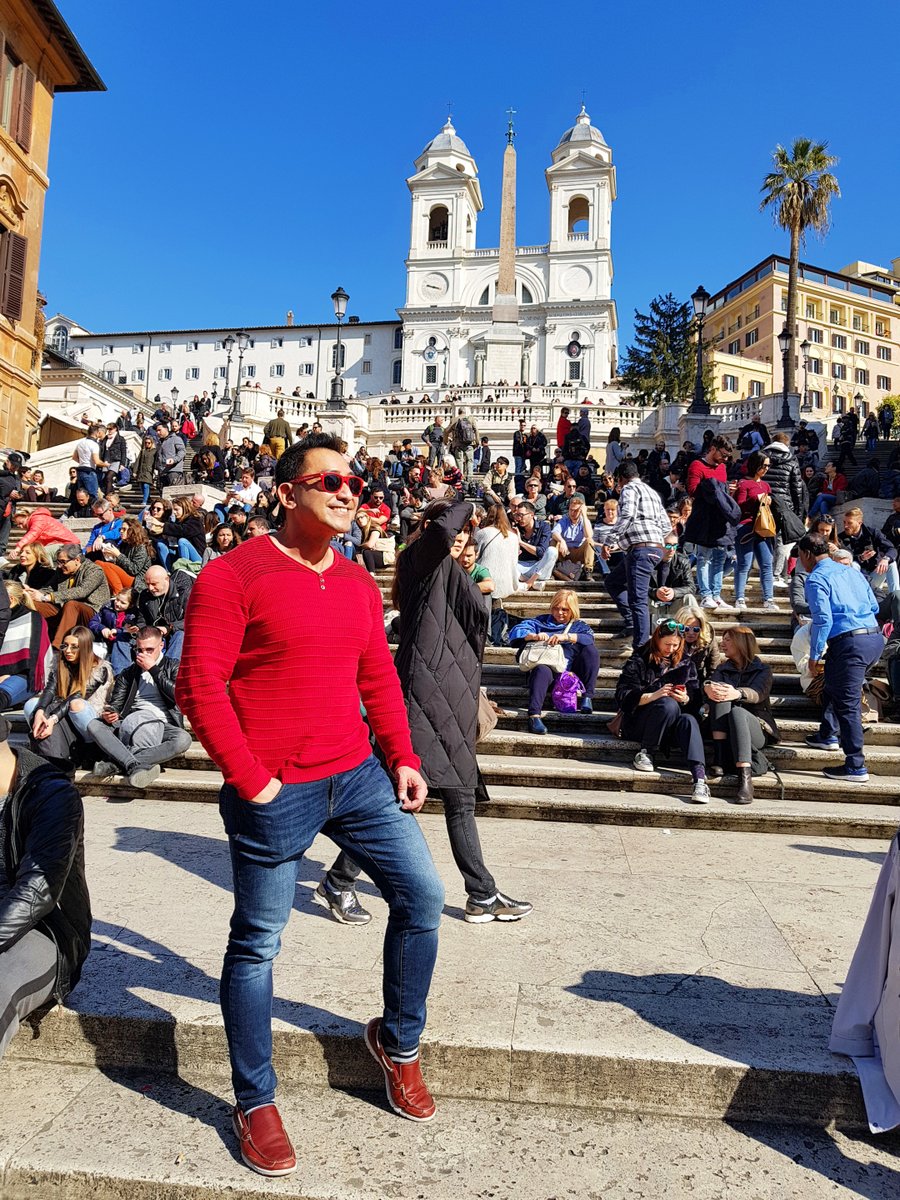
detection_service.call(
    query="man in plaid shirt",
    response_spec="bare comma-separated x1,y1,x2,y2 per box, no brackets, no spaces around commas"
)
595,461,671,648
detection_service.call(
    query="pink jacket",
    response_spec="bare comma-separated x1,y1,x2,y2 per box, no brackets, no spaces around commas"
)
17,508,81,551
830,835,900,1132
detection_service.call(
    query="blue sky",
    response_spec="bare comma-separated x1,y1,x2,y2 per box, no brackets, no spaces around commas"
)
43,0,899,350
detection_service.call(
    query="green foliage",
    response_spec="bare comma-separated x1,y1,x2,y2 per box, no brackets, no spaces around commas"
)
760,138,840,242
878,395,900,422
620,293,708,406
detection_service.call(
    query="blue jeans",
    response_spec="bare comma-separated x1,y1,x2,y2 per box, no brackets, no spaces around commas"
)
0,674,33,708
808,493,836,518
76,467,99,501
140,483,151,506
818,629,884,771
108,636,133,674
156,539,201,569
24,697,96,740
219,754,443,1109
734,534,774,602
695,545,726,601
164,630,184,661
626,544,662,649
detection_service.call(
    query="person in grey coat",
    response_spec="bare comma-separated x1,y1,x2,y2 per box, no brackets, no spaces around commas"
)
320,498,532,926
154,423,186,487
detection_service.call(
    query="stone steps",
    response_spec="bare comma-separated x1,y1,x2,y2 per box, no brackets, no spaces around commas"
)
3,1062,897,1198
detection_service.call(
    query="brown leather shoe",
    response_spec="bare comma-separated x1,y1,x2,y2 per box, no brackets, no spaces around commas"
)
364,1017,436,1122
232,1103,297,1176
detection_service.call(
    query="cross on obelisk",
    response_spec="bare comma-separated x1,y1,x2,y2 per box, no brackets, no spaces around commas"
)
505,106,516,144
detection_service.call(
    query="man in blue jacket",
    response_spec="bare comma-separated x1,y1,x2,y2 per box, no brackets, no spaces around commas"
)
800,533,882,783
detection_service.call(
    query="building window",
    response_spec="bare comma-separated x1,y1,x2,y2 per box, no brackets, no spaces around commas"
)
393,327,403,350
242,364,255,378
51,325,69,352
780,290,788,312
522,284,534,305
745,329,758,347
877,346,892,362
101,344,113,355
214,341,223,351
722,374,738,392
749,380,763,398
0,45,35,153
270,363,285,377
727,339,740,355
392,359,402,386
855,368,870,385
832,333,847,350
159,341,171,353
805,303,816,319
808,327,823,344
129,369,144,382
807,358,822,374
875,322,890,338
568,361,582,382
214,366,226,378
362,360,372,375
427,205,449,244
809,389,822,407
158,368,172,381
852,314,867,332
186,367,200,380
132,343,144,354
478,285,490,306
364,333,372,346
331,344,345,369
186,340,199,352
832,363,847,380
270,337,283,349
855,340,870,356
832,392,845,414
877,375,892,390
830,308,843,325
425,364,437,384
302,363,314,376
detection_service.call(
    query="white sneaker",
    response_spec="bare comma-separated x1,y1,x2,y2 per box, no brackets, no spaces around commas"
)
762,599,780,612
715,599,736,612
689,779,711,804
734,597,748,612
773,578,790,589
701,597,718,610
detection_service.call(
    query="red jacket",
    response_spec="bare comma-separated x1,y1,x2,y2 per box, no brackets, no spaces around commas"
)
17,508,81,552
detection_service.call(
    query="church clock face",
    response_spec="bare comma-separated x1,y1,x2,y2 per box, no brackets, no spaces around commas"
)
421,272,449,301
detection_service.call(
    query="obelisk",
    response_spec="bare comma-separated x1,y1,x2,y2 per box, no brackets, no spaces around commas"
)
484,109,525,384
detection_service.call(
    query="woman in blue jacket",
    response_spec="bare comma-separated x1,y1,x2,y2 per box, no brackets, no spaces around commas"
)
509,588,598,733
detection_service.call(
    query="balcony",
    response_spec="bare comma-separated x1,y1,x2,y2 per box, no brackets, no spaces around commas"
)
426,241,448,251
567,233,589,242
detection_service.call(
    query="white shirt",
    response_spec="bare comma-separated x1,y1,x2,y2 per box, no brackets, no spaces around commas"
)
232,481,262,505
74,437,99,468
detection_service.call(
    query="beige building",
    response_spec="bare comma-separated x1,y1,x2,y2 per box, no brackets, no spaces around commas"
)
707,254,899,416
0,0,102,450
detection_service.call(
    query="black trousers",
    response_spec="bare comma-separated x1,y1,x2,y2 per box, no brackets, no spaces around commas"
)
709,701,765,766
327,786,496,901
629,697,704,766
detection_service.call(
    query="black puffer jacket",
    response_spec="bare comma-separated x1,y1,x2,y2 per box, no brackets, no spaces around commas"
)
762,441,806,516
393,499,485,790
0,748,91,1001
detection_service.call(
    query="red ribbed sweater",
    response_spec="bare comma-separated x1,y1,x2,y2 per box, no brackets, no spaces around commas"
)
175,535,420,800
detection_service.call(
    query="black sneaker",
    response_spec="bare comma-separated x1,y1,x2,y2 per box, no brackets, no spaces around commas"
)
91,760,119,780
464,892,533,924
313,881,372,925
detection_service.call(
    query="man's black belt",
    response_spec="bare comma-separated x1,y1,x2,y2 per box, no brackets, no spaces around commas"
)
828,626,879,644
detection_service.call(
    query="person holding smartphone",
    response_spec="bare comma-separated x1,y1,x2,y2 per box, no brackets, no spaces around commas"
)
614,618,709,802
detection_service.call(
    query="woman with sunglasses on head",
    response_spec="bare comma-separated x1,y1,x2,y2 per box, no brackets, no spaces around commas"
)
614,618,709,803
733,450,778,613
704,625,779,804
23,625,114,773
672,605,723,712
509,588,598,733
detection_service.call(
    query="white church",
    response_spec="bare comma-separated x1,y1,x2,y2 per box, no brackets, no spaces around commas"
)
45,107,619,403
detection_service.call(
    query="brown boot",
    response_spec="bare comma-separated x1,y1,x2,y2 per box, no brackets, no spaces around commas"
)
734,765,753,805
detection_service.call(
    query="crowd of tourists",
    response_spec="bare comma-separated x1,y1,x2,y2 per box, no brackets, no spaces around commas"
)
0,396,898,1175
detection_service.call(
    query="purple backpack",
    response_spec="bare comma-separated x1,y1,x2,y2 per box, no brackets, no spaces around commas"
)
552,671,584,713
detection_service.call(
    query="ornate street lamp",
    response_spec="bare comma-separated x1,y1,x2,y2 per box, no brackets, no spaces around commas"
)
170,386,179,409
222,334,235,403
833,384,842,415
776,324,795,429
689,285,710,416
329,286,349,408
854,390,865,419
799,339,811,412
232,331,250,421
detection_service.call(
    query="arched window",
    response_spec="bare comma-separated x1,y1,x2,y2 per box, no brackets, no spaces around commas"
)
331,343,346,369
568,195,589,236
392,360,402,386
521,284,533,305
51,325,68,352
478,285,490,306
428,205,449,244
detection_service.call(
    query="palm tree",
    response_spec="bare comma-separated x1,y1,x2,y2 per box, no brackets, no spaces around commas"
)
760,139,840,393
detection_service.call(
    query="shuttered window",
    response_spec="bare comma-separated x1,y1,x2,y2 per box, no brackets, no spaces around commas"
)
0,228,27,320
14,65,33,152
0,38,35,153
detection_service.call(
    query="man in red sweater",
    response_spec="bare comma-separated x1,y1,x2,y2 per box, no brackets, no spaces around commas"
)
176,434,444,1178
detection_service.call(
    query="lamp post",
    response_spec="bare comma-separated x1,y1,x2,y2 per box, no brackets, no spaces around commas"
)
776,324,795,429
833,384,842,415
232,331,249,421
222,334,235,403
799,339,811,412
170,386,179,415
329,286,349,408
689,285,710,415
854,390,864,420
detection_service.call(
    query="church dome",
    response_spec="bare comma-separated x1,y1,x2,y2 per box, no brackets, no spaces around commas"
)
555,105,607,153
420,118,473,159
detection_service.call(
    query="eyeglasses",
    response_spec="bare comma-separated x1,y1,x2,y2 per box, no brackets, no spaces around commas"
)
683,624,701,634
656,619,685,634
291,471,365,497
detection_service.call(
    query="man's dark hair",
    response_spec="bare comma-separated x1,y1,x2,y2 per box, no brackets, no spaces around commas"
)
275,432,345,487
618,461,640,483
798,533,829,558
246,515,271,535
228,504,246,516
495,456,509,466
56,544,83,563
664,499,682,515
518,500,536,516
710,435,734,455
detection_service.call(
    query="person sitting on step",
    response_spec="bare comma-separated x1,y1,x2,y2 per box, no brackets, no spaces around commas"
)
614,618,709,803
509,588,598,734
704,625,779,805
25,544,110,650
551,493,595,581
0,580,52,711
136,566,194,660
672,604,722,717
87,625,192,790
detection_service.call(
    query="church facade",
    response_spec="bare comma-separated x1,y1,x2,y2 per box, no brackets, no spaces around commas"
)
46,108,619,402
